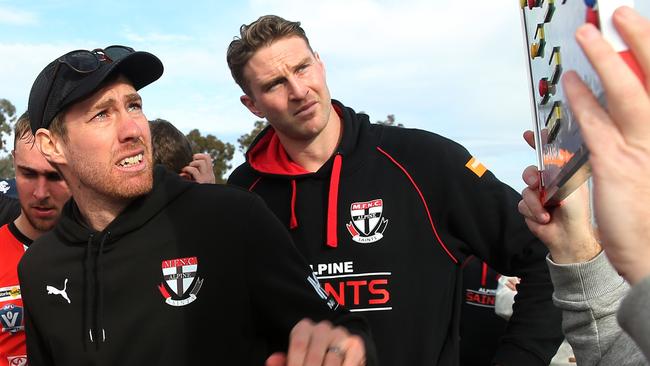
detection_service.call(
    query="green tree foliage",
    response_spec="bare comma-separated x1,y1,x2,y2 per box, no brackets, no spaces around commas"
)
0,98,17,152
376,114,404,127
186,129,235,184
0,155,13,178
237,120,268,153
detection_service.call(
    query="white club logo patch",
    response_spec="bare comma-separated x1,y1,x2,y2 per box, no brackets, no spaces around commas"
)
346,199,388,243
158,257,203,307
0,181,10,194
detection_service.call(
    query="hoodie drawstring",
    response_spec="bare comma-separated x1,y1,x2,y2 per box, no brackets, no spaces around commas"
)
84,234,94,349
326,154,343,248
290,180,298,229
96,231,109,344
85,231,109,349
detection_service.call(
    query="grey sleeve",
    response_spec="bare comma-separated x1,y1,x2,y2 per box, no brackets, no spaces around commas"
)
618,275,650,363
547,251,648,366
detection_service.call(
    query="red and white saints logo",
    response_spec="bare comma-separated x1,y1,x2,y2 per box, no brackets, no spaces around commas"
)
157,256,204,307
346,199,389,243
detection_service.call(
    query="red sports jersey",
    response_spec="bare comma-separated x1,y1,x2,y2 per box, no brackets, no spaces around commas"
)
0,223,29,366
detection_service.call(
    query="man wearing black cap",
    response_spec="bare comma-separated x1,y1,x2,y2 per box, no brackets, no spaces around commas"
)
18,46,375,366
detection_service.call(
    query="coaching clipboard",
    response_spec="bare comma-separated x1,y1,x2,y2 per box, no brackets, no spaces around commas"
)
519,0,643,206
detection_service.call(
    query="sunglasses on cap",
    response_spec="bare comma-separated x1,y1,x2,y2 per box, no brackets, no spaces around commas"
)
40,45,135,121
56,45,135,74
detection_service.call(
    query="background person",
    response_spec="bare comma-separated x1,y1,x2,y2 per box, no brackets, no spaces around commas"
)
149,118,215,183
518,7,650,364
0,112,70,366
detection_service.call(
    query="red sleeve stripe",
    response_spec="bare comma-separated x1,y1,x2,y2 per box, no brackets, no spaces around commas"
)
376,147,459,264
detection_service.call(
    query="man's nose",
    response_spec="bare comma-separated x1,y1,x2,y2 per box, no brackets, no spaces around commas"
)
287,76,308,100
117,113,144,143
33,177,50,200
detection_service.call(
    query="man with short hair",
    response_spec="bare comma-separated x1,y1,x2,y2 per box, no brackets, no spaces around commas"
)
20,46,374,365
149,118,215,183
0,112,70,366
227,15,563,365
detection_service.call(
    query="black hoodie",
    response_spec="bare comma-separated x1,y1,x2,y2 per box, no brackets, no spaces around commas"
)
229,99,563,365
18,167,375,365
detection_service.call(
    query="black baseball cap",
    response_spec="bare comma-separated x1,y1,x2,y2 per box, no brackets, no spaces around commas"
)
28,46,164,133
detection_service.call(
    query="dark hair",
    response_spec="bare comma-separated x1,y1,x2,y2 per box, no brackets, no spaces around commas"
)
227,15,311,95
149,119,193,174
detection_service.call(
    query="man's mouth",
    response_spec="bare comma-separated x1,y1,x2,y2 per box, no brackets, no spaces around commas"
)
33,206,54,212
294,101,317,116
31,205,56,218
117,153,144,168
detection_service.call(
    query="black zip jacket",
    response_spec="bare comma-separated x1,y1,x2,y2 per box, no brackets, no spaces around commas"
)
229,99,563,365
18,167,376,365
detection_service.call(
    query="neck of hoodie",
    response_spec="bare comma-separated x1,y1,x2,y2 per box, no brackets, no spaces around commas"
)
248,103,344,175
244,101,367,248
74,191,134,232
56,166,193,244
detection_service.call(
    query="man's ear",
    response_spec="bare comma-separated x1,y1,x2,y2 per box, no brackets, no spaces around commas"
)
35,128,67,166
240,94,265,119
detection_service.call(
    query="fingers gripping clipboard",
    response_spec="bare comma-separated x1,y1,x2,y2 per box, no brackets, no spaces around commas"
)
519,0,643,206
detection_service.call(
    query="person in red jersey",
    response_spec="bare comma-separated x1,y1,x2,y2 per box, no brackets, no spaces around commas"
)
0,112,70,366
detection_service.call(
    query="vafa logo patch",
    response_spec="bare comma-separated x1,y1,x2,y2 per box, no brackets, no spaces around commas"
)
0,303,24,334
346,199,388,243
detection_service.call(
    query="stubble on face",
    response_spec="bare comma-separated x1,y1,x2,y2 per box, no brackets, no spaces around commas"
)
60,78,155,203
14,137,71,236
243,37,333,143
66,139,154,201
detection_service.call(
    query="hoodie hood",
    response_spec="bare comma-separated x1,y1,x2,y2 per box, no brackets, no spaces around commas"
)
56,165,193,244
246,100,368,179
244,100,372,248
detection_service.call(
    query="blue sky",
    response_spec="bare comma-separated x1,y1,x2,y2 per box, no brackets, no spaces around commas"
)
1,0,648,191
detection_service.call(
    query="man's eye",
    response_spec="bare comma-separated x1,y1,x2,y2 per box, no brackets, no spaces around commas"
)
128,103,142,112
265,79,284,92
46,173,62,181
93,110,108,120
